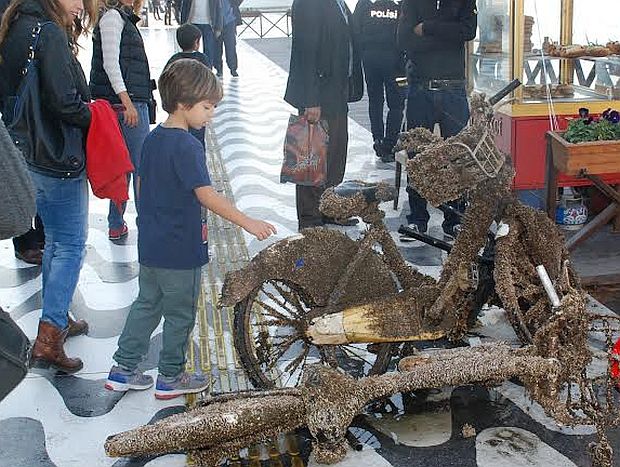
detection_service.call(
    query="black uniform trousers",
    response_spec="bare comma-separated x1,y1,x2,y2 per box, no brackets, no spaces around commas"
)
362,51,404,148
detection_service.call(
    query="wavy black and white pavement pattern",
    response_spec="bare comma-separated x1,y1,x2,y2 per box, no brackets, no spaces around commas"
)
1,31,618,467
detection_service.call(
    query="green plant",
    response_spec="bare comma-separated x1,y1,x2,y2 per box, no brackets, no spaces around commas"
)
563,108,620,143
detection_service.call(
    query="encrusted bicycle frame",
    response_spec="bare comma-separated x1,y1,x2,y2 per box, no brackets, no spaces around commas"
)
105,83,620,467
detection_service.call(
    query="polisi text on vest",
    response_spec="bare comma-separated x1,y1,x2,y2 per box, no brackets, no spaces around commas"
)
370,9,398,19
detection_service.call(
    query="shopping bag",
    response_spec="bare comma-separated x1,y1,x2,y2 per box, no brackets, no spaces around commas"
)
280,114,329,186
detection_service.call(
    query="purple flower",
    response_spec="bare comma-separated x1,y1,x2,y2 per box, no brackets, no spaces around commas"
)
610,110,620,124
602,108,611,119
584,116,594,125
579,107,590,118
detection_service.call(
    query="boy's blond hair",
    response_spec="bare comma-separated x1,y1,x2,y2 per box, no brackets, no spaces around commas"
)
158,59,223,113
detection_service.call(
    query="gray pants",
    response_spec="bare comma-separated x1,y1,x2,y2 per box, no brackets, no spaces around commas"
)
113,265,201,377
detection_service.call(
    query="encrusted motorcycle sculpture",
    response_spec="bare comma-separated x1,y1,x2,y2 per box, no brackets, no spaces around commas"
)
105,81,620,467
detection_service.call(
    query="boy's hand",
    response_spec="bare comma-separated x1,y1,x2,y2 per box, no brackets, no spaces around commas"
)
244,219,277,240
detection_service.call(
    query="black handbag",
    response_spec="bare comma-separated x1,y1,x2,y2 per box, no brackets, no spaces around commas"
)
5,22,85,178
0,307,30,402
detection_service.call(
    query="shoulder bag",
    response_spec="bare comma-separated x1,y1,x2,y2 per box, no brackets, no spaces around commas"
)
5,22,85,178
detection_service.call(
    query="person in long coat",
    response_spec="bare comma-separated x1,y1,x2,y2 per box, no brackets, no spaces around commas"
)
284,0,363,230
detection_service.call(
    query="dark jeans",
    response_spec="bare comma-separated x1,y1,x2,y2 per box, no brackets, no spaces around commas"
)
214,22,238,73
405,81,470,232
362,52,404,147
296,113,348,230
13,214,44,253
193,23,217,68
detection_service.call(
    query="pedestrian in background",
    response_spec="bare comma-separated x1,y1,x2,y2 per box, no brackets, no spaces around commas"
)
397,0,476,241
213,0,242,78
179,0,221,67
90,0,155,241
353,0,405,163
0,0,96,373
151,0,161,20
164,22,210,148
284,0,364,230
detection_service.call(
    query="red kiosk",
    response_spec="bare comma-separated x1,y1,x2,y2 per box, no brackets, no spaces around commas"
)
471,0,620,226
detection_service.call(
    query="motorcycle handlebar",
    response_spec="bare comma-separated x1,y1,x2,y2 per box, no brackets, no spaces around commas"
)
488,79,521,106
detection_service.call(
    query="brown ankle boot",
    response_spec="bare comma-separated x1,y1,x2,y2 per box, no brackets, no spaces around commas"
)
67,316,89,338
30,321,83,374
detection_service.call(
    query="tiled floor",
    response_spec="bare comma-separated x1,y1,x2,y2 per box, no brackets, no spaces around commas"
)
0,29,619,467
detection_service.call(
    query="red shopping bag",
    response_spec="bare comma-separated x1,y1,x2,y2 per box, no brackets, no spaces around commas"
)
280,114,329,186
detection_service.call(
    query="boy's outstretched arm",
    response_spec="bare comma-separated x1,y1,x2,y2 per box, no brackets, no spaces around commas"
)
194,186,277,240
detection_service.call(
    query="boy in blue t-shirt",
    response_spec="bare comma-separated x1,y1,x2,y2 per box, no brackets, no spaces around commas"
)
105,59,276,400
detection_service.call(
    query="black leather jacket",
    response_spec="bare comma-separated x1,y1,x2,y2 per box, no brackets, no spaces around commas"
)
284,0,363,118
0,0,91,176
397,0,477,80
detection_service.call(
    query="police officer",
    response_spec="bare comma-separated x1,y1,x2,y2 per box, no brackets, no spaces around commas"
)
353,0,405,163
397,0,477,240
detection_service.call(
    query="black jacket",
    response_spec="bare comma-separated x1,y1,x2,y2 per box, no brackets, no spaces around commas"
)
352,0,400,53
180,0,222,30
284,0,363,117
397,0,477,80
164,50,210,70
0,0,91,175
223,0,243,26
90,7,153,104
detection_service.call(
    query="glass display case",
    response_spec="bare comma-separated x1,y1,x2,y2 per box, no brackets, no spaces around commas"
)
470,0,620,116
468,0,620,190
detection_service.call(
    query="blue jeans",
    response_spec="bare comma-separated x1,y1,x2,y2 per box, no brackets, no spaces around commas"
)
405,81,470,231
193,23,216,68
214,22,238,73
362,51,404,148
108,101,150,230
30,170,88,330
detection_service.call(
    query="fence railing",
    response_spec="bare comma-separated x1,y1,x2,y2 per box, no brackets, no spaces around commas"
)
239,8,292,38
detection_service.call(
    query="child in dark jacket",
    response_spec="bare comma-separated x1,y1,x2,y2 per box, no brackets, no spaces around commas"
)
164,23,212,148
164,23,211,70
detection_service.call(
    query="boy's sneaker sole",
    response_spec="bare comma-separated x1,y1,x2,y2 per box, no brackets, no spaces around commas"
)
105,379,153,392
154,382,210,400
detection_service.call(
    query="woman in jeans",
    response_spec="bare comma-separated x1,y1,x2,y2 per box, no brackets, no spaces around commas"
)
0,0,95,373
90,0,153,240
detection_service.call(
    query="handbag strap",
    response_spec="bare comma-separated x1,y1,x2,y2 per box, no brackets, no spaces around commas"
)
307,120,314,149
20,21,54,77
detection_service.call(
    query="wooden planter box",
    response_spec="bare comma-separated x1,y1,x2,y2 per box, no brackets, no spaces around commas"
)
548,131,620,176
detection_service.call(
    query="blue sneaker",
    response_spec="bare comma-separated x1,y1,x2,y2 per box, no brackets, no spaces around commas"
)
105,365,154,392
154,372,210,400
